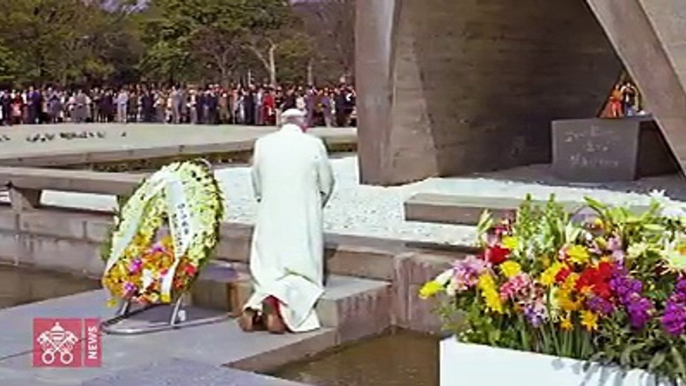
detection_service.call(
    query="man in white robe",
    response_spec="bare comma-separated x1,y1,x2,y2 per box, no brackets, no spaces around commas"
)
240,109,335,334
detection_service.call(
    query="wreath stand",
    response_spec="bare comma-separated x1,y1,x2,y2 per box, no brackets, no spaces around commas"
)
101,293,231,335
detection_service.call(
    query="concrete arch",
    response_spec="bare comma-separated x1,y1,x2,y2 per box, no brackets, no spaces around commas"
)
356,0,622,185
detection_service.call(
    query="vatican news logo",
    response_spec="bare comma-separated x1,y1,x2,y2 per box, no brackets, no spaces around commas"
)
32,318,102,368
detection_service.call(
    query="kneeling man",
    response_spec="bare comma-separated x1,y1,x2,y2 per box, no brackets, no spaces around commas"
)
240,109,335,334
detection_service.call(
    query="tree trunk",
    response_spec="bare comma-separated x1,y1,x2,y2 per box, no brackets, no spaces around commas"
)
268,44,277,87
307,58,314,86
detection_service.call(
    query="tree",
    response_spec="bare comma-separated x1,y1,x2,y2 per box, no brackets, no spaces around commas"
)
142,0,254,86
241,0,299,86
142,0,311,86
295,0,355,83
0,0,143,86
0,43,20,85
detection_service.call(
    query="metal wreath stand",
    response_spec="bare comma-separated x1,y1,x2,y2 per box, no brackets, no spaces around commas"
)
101,159,230,335
101,294,230,336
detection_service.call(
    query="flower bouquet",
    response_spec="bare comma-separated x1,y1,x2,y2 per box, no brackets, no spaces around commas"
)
422,194,686,385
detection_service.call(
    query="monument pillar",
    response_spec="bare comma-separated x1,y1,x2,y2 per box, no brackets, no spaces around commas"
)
355,0,398,185
356,0,622,186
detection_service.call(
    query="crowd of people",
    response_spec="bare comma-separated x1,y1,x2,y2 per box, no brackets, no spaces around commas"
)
0,84,357,128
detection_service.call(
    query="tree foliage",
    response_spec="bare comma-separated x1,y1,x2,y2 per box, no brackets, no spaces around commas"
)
0,0,354,87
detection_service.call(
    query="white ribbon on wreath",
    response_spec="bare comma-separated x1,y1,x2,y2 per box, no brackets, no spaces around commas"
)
160,173,195,301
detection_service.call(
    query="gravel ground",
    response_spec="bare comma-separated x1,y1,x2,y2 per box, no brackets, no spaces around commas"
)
36,156,686,246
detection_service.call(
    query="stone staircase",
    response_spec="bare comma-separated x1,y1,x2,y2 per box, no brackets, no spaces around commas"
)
586,0,686,174
190,261,393,344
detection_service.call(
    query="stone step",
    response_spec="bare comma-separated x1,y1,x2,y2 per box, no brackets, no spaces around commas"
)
191,261,393,343
404,193,650,226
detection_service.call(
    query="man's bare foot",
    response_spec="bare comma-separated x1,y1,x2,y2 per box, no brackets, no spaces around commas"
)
263,296,287,334
238,309,264,332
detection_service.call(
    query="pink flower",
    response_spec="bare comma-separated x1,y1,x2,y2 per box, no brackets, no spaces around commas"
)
451,256,490,292
128,259,143,274
499,273,533,301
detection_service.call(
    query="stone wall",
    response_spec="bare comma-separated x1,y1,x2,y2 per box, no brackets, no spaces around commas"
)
0,205,456,333
357,0,622,185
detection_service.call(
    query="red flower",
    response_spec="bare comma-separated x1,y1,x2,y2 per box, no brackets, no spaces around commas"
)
575,262,614,300
555,267,572,283
597,262,613,277
484,245,510,265
594,282,612,300
184,265,198,276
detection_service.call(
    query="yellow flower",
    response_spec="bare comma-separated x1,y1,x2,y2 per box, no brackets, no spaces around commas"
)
478,274,504,314
499,261,521,278
593,218,604,229
556,288,581,312
562,272,579,290
502,236,519,251
107,298,118,308
560,313,573,330
419,281,443,299
540,262,564,287
567,245,590,265
580,310,598,331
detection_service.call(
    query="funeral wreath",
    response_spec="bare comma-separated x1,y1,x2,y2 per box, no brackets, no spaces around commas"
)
101,160,224,305
421,193,686,384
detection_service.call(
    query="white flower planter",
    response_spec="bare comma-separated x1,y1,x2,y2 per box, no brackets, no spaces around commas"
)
440,337,678,386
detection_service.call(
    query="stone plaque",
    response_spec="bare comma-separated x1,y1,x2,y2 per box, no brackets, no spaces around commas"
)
552,118,642,182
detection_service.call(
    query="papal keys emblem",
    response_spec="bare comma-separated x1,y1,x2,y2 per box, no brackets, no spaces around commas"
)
35,322,80,366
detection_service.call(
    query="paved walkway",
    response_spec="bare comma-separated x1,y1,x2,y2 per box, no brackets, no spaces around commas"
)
0,290,324,385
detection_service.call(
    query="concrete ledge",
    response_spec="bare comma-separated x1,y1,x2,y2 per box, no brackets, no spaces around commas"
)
0,129,356,170
0,205,466,334
0,167,141,196
404,193,650,226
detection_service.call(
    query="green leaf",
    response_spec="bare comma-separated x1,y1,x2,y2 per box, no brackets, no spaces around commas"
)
644,224,665,233
648,352,666,373
476,210,493,236
588,351,606,364
620,342,646,367
671,346,686,378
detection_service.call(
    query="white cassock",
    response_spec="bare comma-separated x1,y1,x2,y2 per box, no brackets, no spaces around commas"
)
243,123,335,332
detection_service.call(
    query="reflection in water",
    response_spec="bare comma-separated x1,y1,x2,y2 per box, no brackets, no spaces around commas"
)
0,264,100,309
273,331,439,386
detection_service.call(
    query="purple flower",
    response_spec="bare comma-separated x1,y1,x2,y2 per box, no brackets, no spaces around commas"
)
587,296,615,316
150,242,166,253
609,266,654,330
674,278,686,303
625,295,654,329
523,300,547,328
660,277,686,336
123,282,137,296
607,237,622,251
451,256,490,292
605,237,625,262
661,299,686,336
